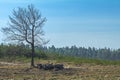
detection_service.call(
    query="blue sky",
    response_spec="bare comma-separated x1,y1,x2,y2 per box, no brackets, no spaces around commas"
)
0,0,120,49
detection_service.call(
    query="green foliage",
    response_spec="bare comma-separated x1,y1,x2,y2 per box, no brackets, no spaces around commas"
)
45,45,120,60
0,43,47,62
35,50,47,59
0,43,120,65
55,55,120,65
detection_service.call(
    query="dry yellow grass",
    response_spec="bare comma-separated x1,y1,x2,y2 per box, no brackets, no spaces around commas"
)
0,61,120,80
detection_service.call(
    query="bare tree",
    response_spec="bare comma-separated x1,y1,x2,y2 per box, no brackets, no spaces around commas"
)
2,4,48,67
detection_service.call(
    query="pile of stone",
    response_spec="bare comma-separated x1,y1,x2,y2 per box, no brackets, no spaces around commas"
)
37,63,64,71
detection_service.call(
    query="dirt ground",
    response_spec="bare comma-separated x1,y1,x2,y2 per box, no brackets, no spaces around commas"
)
0,62,120,80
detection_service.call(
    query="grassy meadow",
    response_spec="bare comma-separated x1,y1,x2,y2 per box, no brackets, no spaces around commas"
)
0,56,120,80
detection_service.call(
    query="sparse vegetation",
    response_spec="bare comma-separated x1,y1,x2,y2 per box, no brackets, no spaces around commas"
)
0,59,120,80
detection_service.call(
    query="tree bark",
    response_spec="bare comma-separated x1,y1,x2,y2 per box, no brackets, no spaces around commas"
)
31,23,35,67
31,43,35,67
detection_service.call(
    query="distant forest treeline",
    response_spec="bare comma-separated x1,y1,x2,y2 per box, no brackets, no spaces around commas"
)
45,45,120,60
41,46,120,60
0,43,120,60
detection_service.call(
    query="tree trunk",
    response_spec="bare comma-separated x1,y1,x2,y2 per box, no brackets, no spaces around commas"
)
31,23,35,67
31,43,35,67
